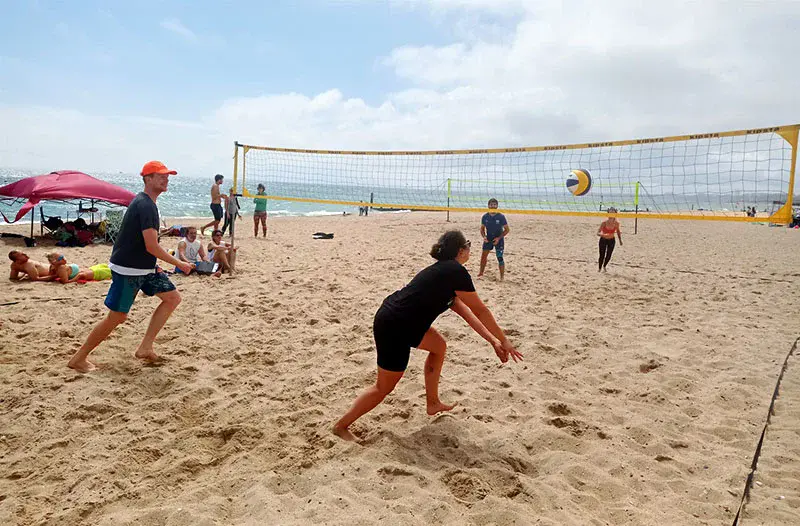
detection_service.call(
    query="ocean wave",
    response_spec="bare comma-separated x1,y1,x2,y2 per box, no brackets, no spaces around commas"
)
304,210,350,217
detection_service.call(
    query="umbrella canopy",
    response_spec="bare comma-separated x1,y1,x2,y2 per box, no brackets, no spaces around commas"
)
0,170,136,222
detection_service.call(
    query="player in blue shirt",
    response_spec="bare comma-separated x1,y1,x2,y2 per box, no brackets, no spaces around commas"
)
478,198,510,281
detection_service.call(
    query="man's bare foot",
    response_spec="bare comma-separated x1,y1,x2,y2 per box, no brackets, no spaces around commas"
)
213,271,222,277
134,347,162,363
477,273,484,279
332,424,358,442
67,358,97,373
427,401,457,416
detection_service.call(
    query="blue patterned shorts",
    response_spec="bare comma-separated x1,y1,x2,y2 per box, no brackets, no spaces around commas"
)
104,271,176,313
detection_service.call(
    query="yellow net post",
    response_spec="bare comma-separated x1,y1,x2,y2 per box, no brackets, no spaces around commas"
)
230,142,239,270
446,177,452,222
770,127,798,223
634,181,640,234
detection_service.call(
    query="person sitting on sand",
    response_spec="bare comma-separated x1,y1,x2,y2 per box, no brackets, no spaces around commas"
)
176,226,221,277
8,251,51,281
332,230,522,442
207,229,237,273
45,252,112,283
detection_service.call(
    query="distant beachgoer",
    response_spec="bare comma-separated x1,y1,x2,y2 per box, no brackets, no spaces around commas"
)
160,224,188,237
478,198,510,281
597,207,623,272
45,252,81,283
221,187,241,237
201,174,227,236
68,161,193,373
8,251,51,281
332,230,522,442
254,183,267,237
207,229,236,274
176,226,220,277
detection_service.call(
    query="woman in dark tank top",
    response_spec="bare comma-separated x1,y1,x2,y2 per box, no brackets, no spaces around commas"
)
333,230,523,442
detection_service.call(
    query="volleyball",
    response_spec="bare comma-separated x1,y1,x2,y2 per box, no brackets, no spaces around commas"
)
566,169,592,196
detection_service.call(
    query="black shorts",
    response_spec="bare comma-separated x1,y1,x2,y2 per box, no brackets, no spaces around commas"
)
373,308,416,372
210,203,223,221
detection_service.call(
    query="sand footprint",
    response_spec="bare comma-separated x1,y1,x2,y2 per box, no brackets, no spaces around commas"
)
441,469,489,503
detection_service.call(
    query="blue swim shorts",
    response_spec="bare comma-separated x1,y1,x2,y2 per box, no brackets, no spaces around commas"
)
104,271,176,313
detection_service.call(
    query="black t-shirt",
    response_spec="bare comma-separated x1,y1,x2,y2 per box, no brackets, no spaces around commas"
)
109,192,160,272
379,259,476,345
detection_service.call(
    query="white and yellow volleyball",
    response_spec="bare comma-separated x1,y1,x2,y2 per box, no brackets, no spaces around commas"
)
566,168,592,196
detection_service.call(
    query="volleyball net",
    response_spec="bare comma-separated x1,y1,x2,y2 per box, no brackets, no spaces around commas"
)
233,124,798,223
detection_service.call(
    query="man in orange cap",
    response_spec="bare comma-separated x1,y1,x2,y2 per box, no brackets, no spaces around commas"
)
68,161,194,373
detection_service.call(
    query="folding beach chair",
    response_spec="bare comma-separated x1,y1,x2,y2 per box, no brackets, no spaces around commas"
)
104,209,124,244
40,208,64,237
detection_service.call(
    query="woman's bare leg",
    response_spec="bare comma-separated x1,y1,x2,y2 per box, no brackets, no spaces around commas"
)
67,270,95,283
417,327,456,415
333,367,404,441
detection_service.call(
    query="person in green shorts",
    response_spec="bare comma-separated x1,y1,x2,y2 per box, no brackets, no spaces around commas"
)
44,252,112,283
253,183,267,237
67,263,113,283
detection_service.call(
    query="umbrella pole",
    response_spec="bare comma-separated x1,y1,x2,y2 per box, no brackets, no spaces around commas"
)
30,207,34,238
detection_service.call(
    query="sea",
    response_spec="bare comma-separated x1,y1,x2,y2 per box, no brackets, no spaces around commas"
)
0,169,363,223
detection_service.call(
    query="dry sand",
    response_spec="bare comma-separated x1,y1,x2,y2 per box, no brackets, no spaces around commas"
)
1,212,799,525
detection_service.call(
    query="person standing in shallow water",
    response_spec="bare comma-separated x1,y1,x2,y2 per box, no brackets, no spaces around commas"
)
333,230,522,442
67,161,193,373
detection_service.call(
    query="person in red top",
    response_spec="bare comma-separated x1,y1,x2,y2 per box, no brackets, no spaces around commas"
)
597,207,623,272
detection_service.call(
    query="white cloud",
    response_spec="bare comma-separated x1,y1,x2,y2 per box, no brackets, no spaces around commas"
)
2,0,799,176
159,18,197,41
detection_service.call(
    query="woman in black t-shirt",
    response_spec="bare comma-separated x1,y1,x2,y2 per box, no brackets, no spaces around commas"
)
333,230,522,442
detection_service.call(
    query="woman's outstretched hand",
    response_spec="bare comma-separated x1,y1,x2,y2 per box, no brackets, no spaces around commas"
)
492,339,508,362
493,339,523,363
502,339,523,362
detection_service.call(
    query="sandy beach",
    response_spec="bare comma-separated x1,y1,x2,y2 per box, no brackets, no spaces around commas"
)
1,211,799,525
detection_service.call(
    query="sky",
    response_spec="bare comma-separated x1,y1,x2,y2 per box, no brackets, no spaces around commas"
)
0,0,798,177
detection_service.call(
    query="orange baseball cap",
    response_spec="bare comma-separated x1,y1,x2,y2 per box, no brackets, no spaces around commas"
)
140,160,177,176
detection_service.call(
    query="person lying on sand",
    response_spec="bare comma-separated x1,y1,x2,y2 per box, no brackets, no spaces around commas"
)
333,230,522,442
45,252,111,283
8,250,51,281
